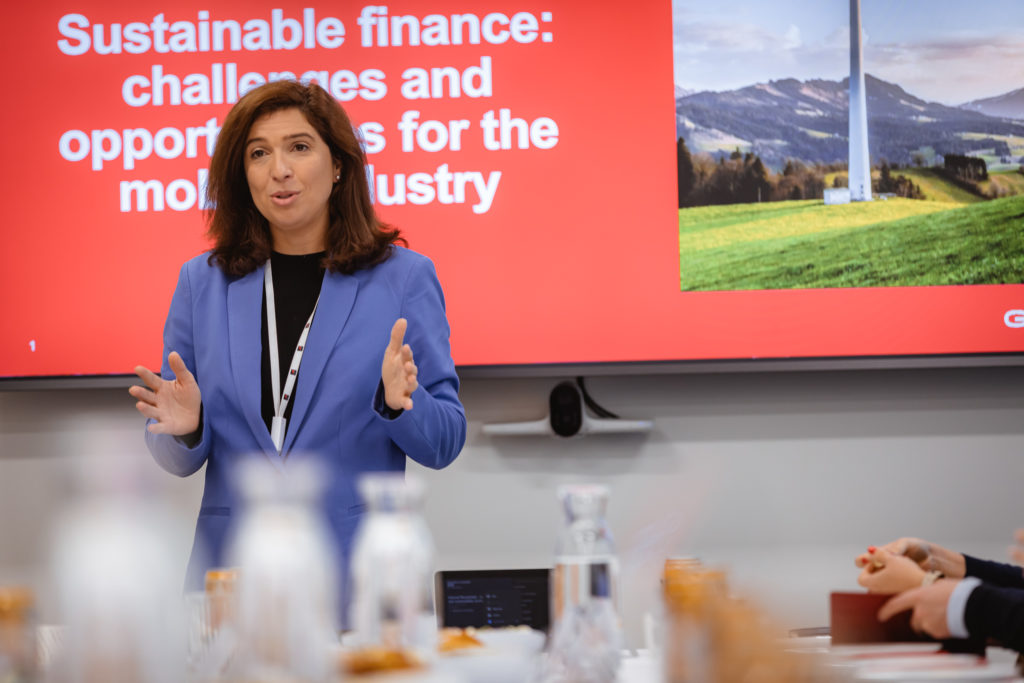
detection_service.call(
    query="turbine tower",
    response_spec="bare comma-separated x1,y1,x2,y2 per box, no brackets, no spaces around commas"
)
848,0,872,201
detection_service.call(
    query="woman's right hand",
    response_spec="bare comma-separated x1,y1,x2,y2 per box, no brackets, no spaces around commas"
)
130,351,201,435
855,537,966,579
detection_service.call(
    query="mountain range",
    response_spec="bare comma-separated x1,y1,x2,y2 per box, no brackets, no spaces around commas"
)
961,87,1024,120
676,74,1024,169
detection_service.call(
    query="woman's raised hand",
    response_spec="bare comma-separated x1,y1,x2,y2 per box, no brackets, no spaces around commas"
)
381,318,418,412
130,351,202,435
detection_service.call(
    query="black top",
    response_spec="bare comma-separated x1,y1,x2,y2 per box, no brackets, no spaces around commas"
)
963,554,1024,652
260,251,326,436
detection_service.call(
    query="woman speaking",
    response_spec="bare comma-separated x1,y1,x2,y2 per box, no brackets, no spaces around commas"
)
128,80,467,617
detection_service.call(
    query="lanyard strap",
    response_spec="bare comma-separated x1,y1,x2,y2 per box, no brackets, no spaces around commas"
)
265,260,320,453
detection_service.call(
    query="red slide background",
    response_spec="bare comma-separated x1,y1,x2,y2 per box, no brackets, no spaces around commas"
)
1,1,1021,378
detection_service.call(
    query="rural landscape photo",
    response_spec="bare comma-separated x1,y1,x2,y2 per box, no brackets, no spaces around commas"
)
673,0,1024,290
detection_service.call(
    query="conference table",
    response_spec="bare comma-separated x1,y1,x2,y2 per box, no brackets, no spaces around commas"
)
614,642,1023,682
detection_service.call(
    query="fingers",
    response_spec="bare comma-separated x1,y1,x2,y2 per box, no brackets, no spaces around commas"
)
401,341,416,367
167,351,194,383
1012,530,1024,564
403,351,418,390
381,322,418,412
882,539,909,556
389,318,408,352
128,384,157,406
857,550,888,589
878,588,918,622
135,401,162,421
857,566,873,588
400,355,418,410
146,420,170,435
857,547,887,572
134,364,161,391
909,611,925,633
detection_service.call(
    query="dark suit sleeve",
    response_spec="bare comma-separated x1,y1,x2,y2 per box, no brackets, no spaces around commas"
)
964,583,1024,653
373,255,466,469
964,555,1024,589
144,260,211,477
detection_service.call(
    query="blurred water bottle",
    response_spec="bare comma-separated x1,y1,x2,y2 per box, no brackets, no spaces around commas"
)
0,586,36,683
348,473,435,657
546,484,622,683
48,461,185,683
225,459,338,683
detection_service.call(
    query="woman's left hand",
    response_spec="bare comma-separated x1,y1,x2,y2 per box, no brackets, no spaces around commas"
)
381,318,418,412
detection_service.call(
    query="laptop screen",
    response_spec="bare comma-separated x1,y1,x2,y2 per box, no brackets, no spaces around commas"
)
435,568,550,632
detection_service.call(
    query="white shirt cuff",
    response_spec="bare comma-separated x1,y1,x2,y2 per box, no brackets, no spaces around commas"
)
947,576,982,639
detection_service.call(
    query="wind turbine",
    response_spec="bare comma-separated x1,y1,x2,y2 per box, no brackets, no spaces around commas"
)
849,0,873,201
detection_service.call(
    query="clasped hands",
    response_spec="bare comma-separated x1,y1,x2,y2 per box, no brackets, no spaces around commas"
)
130,318,418,434
855,533,1024,639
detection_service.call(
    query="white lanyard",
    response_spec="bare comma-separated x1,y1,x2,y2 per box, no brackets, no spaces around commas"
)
265,260,320,453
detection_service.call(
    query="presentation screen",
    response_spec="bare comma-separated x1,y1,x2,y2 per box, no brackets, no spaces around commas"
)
2,0,1022,382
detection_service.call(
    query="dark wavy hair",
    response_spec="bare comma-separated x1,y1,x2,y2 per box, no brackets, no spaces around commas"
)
206,79,402,275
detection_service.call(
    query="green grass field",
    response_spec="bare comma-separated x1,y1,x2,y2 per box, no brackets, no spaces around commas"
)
679,195,1024,290
825,168,988,204
894,168,986,204
980,170,1024,197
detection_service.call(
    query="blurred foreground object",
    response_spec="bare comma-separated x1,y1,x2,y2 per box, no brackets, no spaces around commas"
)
47,455,185,683
204,568,239,633
345,473,434,674
437,628,483,653
184,568,240,681
0,586,36,683
544,484,622,683
662,559,830,683
224,459,337,683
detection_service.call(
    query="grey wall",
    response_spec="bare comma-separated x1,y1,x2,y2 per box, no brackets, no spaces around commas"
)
2,365,1022,646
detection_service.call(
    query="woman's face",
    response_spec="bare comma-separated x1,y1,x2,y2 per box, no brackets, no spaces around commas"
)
244,107,340,254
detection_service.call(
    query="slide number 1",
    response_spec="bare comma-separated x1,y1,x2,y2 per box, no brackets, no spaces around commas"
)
29,340,35,352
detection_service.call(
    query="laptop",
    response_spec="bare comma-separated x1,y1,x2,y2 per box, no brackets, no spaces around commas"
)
434,568,550,632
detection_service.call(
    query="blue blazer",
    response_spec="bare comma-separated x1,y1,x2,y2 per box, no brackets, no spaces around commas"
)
144,246,466,604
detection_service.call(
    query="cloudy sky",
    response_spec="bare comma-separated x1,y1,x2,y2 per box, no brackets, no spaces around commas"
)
672,0,1024,105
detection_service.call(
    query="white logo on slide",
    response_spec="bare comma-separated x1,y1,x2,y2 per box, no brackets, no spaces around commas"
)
1005,310,1024,328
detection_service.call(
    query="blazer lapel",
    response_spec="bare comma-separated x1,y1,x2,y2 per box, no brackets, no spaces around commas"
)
282,270,359,454
227,265,281,463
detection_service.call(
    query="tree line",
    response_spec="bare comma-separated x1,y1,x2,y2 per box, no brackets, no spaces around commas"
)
677,138,925,208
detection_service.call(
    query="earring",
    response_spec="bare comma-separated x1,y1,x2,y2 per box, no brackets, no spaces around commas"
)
335,174,340,181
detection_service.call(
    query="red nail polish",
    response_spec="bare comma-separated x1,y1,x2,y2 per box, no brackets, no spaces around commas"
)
868,546,877,553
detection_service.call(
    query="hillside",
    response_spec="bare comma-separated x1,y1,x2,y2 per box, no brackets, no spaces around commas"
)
893,168,986,204
961,87,1024,120
677,75,1024,169
824,168,985,204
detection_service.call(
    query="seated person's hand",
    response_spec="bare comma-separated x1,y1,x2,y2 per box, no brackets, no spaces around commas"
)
877,579,958,640
855,537,965,579
1010,529,1024,567
858,548,927,594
